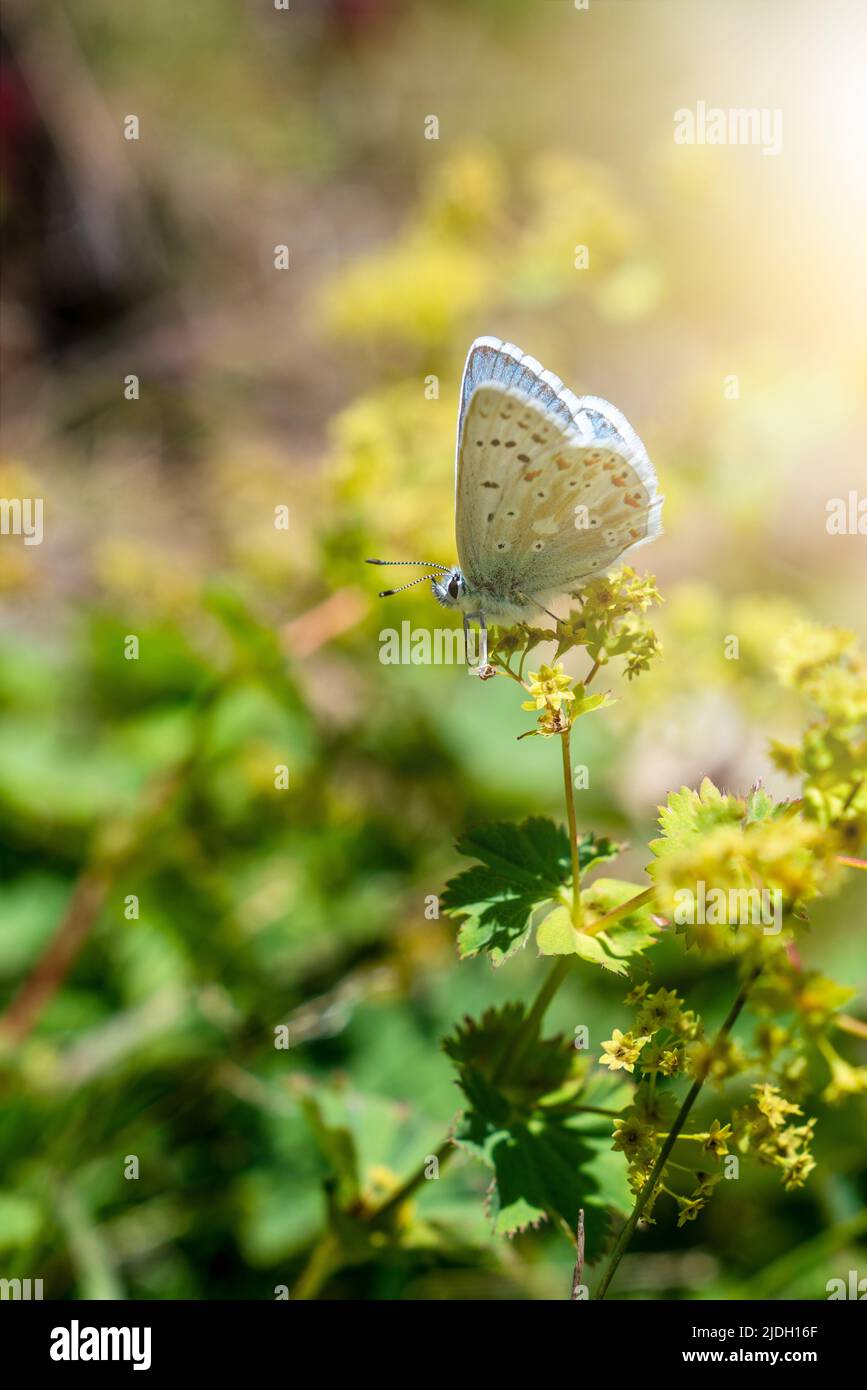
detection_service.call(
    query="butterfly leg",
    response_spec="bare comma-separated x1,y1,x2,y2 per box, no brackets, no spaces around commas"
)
463,613,488,671
516,590,560,625
477,614,488,667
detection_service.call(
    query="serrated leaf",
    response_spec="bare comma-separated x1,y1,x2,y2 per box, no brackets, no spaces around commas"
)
444,1003,584,1109
442,819,619,966
445,1007,632,1254
744,781,791,824
466,1119,629,1249
649,777,745,863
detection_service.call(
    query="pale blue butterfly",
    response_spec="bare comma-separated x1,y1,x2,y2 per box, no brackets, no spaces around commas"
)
368,336,663,663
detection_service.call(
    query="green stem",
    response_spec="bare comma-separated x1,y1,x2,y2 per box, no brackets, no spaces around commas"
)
655,1131,709,1141
292,1232,342,1301
561,725,583,930
494,957,572,1085
584,885,656,937
595,966,760,1300
499,723,586,1081
836,1012,867,1040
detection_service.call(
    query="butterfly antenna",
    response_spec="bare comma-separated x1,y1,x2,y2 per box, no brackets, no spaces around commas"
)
366,558,450,570
377,573,440,598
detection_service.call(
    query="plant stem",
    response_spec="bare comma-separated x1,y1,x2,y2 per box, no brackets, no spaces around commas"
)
494,956,573,1084
595,966,760,1300
836,1012,867,1040
583,885,656,937
500,723,586,1081
561,725,583,929
292,1232,342,1301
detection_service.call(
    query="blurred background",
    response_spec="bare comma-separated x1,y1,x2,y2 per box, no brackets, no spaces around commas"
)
0,0,865,1299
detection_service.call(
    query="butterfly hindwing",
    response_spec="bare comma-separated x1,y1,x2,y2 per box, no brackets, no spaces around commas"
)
455,381,661,601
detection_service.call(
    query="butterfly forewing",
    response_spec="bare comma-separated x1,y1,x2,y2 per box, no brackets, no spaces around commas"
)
457,337,581,448
456,381,661,600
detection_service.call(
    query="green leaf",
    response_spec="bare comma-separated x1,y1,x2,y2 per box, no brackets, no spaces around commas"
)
444,1004,586,1109
571,685,616,719
583,878,660,957
441,818,619,966
536,905,627,973
536,880,659,973
298,1093,361,1211
444,1007,632,1252
649,778,745,862
744,782,791,824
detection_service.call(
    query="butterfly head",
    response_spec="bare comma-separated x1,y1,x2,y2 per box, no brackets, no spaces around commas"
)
430,566,468,610
366,557,469,606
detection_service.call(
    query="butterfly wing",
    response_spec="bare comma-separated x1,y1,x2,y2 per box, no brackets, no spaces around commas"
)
456,336,582,448
455,342,662,603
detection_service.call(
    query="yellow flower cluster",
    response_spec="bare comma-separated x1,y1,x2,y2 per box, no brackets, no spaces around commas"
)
734,1084,817,1192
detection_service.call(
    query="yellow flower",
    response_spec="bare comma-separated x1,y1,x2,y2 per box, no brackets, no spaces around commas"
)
703,1120,732,1158
636,986,683,1035
676,1195,706,1227
637,1041,681,1077
612,1116,656,1161
521,663,575,712
781,1151,816,1190
753,1083,802,1128
598,1028,651,1073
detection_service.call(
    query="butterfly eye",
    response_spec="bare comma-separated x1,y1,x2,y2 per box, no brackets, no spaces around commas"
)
448,577,460,599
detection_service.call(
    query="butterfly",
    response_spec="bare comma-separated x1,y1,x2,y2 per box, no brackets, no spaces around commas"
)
368,336,662,665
